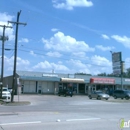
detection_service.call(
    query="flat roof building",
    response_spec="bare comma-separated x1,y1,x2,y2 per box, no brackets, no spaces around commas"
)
3,71,130,95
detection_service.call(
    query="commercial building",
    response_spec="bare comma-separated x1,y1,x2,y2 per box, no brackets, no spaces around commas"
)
3,71,130,95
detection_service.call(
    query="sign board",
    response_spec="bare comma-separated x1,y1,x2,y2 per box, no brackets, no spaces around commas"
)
112,52,121,62
112,52,122,75
42,74,58,77
17,78,20,85
125,79,130,82
90,78,115,84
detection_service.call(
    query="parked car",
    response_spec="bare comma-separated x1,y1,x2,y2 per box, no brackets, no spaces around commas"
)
58,89,73,97
88,91,110,100
113,90,130,100
0,87,11,102
8,88,12,93
2,91,11,102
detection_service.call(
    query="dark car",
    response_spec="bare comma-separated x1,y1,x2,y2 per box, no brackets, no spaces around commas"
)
58,89,73,97
88,91,110,100
113,90,130,100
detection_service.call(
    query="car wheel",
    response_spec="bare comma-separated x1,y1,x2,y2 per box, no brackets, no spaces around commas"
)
106,98,108,100
121,98,123,100
114,95,117,99
125,96,129,100
89,95,92,99
97,96,101,100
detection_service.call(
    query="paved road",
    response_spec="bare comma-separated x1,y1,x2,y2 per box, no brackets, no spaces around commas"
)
0,94,130,130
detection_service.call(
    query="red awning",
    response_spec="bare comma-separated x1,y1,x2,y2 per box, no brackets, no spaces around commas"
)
90,78,115,84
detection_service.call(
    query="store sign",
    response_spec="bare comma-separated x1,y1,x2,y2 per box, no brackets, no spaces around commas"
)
61,78,84,83
90,78,115,84
125,79,130,82
42,74,58,77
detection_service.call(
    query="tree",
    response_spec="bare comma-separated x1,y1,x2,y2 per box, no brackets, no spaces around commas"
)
97,73,107,76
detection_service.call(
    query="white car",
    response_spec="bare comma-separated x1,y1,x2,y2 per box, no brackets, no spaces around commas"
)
1,87,11,102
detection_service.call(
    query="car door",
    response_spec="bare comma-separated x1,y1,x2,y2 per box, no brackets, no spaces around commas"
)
92,91,97,98
121,91,125,98
91,91,95,98
116,90,121,98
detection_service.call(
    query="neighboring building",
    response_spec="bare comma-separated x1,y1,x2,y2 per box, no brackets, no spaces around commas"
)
3,71,130,95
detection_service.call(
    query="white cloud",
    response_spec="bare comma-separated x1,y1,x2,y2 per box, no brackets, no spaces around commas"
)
0,12,14,22
17,57,30,66
52,0,93,10
0,12,14,41
72,52,86,57
51,28,59,32
19,38,29,43
68,59,87,68
125,58,130,69
111,35,130,48
66,59,91,74
42,31,95,52
90,55,112,74
33,60,69,72
4,56,30,76
66,57,112,75
96,45,115,51
46,51,62,57
91,55,111,67
30,51,37,56
102,34,110,40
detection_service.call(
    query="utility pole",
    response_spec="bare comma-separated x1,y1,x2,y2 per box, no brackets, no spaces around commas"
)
0,25,12,98
8,10,27,102
121,61,124,90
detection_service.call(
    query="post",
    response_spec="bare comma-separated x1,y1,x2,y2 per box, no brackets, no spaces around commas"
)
0,26,5,98
0,25,12,98
121,61,124,90
8,10,26,102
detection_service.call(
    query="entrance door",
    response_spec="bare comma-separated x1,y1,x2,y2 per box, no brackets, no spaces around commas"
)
92,86,96,92
79,84,85,94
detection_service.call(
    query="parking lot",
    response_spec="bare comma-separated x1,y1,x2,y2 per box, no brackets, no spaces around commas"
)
0,94,130,130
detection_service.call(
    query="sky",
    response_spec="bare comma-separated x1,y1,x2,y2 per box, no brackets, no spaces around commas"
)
0,0,130,76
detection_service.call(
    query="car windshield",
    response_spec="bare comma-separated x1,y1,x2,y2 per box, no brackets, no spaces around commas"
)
96,91,103,94
3,88,8,91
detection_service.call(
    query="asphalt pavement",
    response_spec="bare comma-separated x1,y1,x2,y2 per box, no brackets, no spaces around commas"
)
0,94,130,130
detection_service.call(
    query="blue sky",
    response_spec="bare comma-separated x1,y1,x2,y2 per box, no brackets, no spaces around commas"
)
0,0,130,76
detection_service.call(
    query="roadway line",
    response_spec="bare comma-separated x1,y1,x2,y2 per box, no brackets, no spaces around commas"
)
66,118,101,122
0,121,41,126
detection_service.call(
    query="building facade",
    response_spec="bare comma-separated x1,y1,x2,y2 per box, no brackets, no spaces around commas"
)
3,71,130,95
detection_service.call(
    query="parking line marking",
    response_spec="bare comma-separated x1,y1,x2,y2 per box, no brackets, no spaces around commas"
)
0,121,41,126
66,118,101,122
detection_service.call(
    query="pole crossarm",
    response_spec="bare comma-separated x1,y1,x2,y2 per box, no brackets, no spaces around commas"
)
0,25,12,28
8,21,27,26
